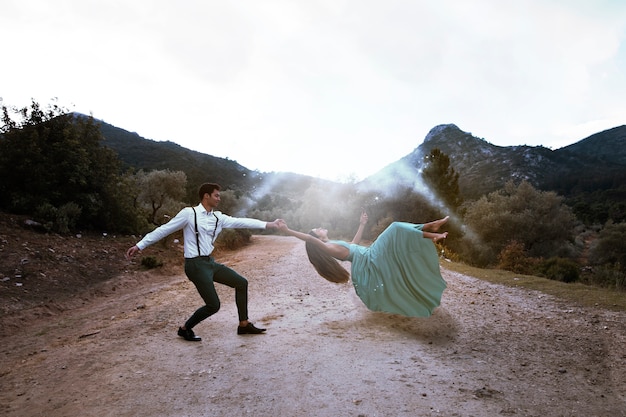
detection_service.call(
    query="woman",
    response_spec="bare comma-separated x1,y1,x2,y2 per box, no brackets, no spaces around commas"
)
277,212,448,317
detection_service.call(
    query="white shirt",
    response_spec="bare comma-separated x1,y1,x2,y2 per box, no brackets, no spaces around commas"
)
136,203,267,258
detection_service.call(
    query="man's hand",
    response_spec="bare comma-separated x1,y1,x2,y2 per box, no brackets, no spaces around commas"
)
276,219,289,232
126,245,140,260
266,219,285,230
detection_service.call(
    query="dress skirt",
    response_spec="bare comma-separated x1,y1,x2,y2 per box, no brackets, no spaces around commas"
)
347,222,447,317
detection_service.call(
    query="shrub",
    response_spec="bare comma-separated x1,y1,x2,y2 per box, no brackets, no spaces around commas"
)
452,234,496,268
215,229,252,250
537,257,580,283
588,221,626,271
462,180,577,266
583,263,625,290
141,256,163,269
55,202,82,234
497,240,538,274
437,242,461,262
34,202,82,234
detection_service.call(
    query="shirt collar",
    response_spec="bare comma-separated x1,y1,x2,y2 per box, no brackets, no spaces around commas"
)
196,203,212,215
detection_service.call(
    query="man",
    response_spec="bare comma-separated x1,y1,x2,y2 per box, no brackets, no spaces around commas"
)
126,182,281,342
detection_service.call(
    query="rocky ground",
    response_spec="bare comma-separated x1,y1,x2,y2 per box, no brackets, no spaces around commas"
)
0,214,624,416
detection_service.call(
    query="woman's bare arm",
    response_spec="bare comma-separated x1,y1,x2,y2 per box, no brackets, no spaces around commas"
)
280,226,320,244
351,210,368,244
278,222,349,259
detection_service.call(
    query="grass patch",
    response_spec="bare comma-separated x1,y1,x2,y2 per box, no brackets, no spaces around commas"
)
442,260,626,312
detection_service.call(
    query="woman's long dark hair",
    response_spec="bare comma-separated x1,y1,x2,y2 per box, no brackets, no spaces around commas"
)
304,235,350,283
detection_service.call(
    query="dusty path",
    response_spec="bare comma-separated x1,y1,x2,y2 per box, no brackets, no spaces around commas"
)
1,236,625,417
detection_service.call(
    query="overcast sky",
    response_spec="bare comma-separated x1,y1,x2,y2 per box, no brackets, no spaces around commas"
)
2,0,625,181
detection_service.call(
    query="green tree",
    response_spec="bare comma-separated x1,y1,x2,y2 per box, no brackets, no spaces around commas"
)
588,221,626,271
462,180,577,266
134,169,187,226
0,99,122,231
422,148,462,211
100,171,151,234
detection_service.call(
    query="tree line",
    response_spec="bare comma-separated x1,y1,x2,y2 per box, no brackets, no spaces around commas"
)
1,100,623,290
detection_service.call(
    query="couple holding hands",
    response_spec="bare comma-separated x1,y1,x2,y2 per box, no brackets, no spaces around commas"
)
126,182,448,342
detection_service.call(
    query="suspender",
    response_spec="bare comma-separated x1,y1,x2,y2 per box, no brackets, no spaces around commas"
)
191,207,219,257
212,212,219,242
192,207,201,256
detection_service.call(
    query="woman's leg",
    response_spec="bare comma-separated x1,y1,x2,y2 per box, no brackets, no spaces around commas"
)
423,231,448,243
422,216,449,233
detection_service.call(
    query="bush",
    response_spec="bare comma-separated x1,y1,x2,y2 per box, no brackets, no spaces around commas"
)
497,240,539,274
452,233,496,268
215,229,253,250
34,202,82,234
537,257,580,283
55,202,82,234
437,242,461,262
583,263,625,290
140,256,163,269
588,221,626,271
462,180,577,266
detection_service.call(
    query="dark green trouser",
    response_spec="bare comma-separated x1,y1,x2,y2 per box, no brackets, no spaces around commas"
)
183,256,249,328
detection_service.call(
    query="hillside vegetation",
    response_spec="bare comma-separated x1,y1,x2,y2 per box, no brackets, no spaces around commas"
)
1,100,624,291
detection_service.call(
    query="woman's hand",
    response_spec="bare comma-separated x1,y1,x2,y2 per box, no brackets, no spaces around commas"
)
351,209,368,244
360,210,368,225
276,219,289,233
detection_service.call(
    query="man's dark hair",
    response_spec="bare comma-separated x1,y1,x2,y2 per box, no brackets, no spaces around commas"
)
198,183,221,201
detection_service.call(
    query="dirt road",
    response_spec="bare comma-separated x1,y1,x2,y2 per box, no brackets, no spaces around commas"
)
1,235,624,416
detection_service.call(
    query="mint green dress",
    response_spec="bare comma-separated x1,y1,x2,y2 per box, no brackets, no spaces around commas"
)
332,222,446,317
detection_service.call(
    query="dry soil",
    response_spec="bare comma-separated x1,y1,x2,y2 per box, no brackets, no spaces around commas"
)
0,222,624,417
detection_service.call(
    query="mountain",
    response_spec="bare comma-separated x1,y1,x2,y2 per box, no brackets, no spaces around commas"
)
99,121,257,193
95,115,625,222
96,117,333,201
366,124,626,201
561,125,626,165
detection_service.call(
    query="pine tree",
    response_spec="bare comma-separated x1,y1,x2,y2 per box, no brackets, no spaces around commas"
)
422,148,462,211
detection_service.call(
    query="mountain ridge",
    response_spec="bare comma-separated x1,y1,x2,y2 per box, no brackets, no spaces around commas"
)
95,115,625,210
366,123,626,201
